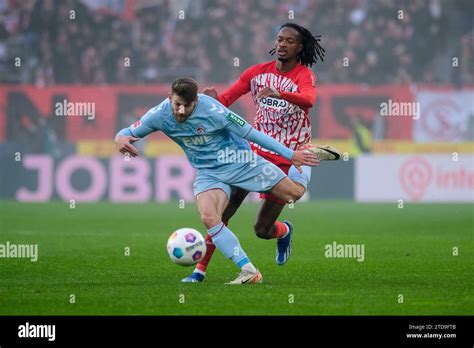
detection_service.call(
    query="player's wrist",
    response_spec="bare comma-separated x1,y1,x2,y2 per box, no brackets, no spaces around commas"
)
287,149,295,161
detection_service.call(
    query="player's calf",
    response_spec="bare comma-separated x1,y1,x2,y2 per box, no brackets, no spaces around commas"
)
254,221,275,239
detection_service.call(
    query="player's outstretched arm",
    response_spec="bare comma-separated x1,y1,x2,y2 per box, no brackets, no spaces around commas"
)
115,129,140,157
243,128,319,171
114,108,160,157
204,68,252,107
223,110,319,171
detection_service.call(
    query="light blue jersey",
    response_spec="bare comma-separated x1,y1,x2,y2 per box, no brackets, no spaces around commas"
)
117,94,304,198
121,94,278,169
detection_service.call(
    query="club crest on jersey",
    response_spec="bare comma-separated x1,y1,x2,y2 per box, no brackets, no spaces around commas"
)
259,97,288,109
227,112,246,127
195,124,205,134
132,120,141,129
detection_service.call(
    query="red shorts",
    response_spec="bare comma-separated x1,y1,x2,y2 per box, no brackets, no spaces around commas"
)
251,144,292,205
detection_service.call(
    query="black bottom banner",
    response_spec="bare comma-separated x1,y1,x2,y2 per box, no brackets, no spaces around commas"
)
0,315,472,346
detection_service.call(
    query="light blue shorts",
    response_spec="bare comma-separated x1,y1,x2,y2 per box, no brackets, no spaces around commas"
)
193,156,287,198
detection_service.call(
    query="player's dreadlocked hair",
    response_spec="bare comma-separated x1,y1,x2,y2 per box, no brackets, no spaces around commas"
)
270,23,325,67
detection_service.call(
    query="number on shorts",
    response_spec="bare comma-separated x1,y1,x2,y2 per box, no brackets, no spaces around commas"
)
255,165,278,189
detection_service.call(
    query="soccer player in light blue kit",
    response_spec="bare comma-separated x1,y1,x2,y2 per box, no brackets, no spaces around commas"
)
115,77,319,284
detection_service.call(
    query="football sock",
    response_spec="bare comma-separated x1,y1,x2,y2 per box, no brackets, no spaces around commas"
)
241,262,257,274
288,165,311,189
195,233,216,274
194,221,228,274
194,269,205,276
207,222,252,270
272,221,289,239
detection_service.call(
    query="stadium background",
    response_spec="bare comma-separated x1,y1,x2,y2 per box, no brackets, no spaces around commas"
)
0,0,472,202
0,0,473,316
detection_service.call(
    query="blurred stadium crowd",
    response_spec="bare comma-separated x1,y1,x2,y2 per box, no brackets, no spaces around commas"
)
0,0,472,85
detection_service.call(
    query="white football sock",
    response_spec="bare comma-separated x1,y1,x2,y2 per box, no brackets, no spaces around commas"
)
242,262,257,274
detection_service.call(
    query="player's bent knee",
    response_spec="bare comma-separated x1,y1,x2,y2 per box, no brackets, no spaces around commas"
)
273,192,293,204
290,184,305,201
200,213,221,229
280,189,303,203
271,177,305,204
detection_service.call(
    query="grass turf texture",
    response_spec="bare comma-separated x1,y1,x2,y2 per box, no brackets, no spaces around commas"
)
0,201,472,315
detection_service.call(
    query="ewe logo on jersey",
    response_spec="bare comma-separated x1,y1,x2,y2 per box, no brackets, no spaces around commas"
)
182,135,212,146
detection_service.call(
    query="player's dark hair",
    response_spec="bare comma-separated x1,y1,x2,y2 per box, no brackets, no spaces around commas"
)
171,77,198,103
270,23,325,67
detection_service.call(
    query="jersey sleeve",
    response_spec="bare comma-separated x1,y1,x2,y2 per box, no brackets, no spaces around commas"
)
222,109,294,161
222,110,253,138
116,101,166,139
244,128,294,161
217,66,253,107
279,70,316,108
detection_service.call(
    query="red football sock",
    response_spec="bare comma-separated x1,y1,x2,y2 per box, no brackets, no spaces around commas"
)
196,225,223,272
271,221,289,239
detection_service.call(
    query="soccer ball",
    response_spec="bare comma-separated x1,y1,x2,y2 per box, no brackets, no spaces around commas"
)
167,228,206,266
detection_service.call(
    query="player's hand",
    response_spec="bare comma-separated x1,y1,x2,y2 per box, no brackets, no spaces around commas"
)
291,150,320,172
256,87,281,99
202,87,218,99
115,136,140,157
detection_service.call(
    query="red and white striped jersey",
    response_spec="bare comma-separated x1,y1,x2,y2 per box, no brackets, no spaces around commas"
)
218,60,317,153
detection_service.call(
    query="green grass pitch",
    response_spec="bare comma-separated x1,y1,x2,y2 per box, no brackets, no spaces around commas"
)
0,201,472,315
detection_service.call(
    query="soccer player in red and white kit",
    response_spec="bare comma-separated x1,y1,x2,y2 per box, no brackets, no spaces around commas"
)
183,23,340,283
